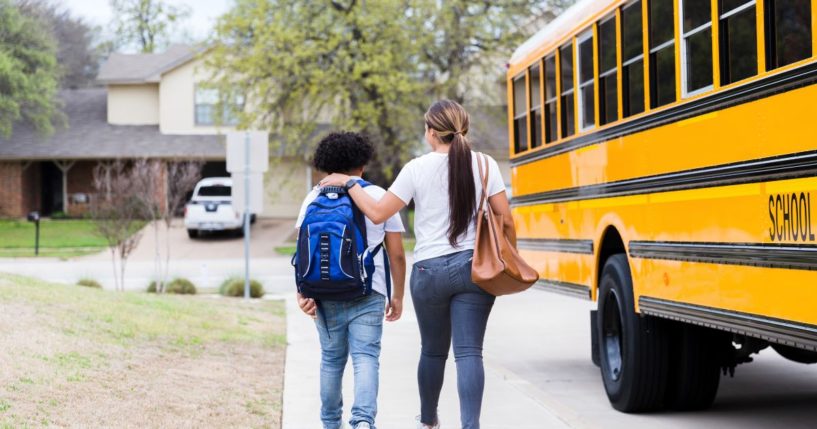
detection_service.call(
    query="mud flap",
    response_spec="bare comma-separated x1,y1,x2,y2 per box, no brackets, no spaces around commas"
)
591,309,600,367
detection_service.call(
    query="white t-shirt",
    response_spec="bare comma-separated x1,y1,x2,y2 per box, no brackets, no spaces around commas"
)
295,179,405,297
389,151,505,262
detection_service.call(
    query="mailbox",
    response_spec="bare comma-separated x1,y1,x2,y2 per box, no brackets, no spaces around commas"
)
27,211,40,222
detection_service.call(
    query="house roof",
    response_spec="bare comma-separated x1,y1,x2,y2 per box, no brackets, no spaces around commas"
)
97,44,199,84
0,88,225,161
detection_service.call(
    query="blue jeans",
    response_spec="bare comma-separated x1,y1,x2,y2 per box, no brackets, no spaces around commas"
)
315,293,386,429
410,250,495,429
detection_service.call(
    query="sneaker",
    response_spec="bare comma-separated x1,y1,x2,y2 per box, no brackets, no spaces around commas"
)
415,415,440,429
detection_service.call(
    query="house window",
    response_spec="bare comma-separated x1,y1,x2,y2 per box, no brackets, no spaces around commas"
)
765,0,812,70
622,1,645,117
578,30,595,131
529,63,543,149
513,75,528,153
719,0,758,85
681,0,714,95
544,54,558,143
560,42,575,138
194,86,244,126
650,0,677,108
599,15,618,125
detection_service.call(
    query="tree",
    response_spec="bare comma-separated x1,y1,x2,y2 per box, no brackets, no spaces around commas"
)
16,0,102,88
110,0,191,53
208,0,572,185
0,0,61,138
156,161,202,293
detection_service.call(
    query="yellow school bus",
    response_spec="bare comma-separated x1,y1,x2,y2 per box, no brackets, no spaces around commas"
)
507,0,817,412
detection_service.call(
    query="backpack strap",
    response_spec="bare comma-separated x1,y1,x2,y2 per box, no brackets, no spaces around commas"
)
368,243,391,303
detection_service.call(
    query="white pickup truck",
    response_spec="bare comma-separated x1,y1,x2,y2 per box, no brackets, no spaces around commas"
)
184,177,246,238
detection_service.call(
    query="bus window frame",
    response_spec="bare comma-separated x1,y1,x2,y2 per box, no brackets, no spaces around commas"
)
544,53,559,144
680,0,715,98
577,29,596,132
621,0,646,118
560,41,576,139
648,0,677,109
512,73,529,154
529,62,544,149
717,0,759,87
598,13,619,126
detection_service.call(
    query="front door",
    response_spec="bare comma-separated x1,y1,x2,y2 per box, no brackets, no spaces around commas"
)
40,161,63,216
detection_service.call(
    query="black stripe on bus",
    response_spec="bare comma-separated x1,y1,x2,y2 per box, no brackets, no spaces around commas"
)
517,238,594,254
629,241,817,271
535,279,592,300
511,149,817,207
639,296,817,352
511,61,817,168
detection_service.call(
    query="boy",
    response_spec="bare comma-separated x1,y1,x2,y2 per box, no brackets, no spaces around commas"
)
296,131,406,429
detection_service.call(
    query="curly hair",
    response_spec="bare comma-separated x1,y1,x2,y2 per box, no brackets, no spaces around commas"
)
312,131,374,173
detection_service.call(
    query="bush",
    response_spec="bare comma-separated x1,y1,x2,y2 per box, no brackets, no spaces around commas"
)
77,278,102,289
147,278,197,295
50,210,68,219
219,277,264,298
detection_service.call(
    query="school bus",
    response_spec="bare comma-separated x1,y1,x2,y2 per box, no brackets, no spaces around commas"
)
507,0,817,412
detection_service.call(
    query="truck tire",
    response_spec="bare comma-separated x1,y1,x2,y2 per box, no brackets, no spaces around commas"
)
772,344,817,364
597,254,670,412
665,324,724,410
187,229,198,239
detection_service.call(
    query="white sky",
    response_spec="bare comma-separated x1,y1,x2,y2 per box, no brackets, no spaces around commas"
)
60,0,233,47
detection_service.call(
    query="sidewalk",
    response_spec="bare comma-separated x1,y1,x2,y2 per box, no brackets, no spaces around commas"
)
282,279,570,429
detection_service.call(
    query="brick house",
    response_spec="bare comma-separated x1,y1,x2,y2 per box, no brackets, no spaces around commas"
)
0,45,311,219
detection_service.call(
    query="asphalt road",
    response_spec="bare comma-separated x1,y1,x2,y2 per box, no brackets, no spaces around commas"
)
485,288,817,429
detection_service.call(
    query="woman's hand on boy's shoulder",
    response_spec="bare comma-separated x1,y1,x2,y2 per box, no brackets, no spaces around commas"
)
319,173,350,187
297,293,317,319
385,297,403,322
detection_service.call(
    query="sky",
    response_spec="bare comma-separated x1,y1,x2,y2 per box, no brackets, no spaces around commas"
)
61,0,233,47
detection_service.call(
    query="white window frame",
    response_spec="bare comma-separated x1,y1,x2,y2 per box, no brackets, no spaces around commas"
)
577,30,596,132
680,0,714,97
598,14,618,124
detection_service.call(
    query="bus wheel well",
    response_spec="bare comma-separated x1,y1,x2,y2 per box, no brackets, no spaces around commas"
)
597,227,626,293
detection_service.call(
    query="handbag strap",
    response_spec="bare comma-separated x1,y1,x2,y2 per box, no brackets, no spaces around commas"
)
476,152,490,215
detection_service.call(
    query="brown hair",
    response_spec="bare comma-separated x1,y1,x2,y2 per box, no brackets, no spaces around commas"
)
424,99,474,247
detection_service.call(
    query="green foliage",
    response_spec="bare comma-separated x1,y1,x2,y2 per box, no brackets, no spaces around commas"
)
110,0,191,53
207,0,571,184
219,277,264,298
146,280,157,293
50,210,68,220
164,278,197,295
0,0,62,138
76,278,102,289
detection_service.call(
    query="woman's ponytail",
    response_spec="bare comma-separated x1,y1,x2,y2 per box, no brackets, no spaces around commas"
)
425,100,475,246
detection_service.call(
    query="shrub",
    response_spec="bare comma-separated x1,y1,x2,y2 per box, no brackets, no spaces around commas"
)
219,277,264,298
147,278,196,294
77,278,102,289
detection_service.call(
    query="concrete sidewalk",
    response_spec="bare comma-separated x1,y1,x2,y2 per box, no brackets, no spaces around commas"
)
282,283,570,429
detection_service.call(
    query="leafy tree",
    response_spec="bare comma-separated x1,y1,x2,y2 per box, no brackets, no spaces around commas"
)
0,0,61,138
16,0,102,88
110,0,191,53
208,0,573,184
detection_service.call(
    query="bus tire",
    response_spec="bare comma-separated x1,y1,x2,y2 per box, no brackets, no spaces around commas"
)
772,344,817,364
597,254,670,412
665,324,723,410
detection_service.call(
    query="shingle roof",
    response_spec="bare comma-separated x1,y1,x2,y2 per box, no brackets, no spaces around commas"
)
97,44,198,84
0,88,225,160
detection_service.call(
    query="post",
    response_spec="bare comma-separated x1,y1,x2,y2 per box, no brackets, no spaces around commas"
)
244,132,251,300
34,219,40,256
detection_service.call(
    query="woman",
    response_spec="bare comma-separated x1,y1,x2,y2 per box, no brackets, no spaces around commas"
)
320,100,513,429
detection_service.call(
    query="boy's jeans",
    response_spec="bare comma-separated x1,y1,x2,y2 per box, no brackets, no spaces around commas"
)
315,293,385,429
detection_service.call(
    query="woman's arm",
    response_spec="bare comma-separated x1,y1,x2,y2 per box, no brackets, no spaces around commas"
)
488,190,517,248
321,173,406,224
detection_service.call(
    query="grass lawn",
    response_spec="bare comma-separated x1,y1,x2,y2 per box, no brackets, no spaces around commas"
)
0,273,286,427
0,219,144,258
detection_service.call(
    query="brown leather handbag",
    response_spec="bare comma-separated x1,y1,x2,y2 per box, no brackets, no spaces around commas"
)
471,153,539,295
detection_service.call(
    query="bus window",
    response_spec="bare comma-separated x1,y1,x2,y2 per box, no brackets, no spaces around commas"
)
719,0,758,85
681,0,714,95
599,15,618,125
765,0,812,70
544,54,558,143
649,0,676,108
578,31,595,131
530,63,543,149
621,1,645,117
560,43,575,138
513,74,528,153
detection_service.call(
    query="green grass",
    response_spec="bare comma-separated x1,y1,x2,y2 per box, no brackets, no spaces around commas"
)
0,273,285,349
0,219,145,258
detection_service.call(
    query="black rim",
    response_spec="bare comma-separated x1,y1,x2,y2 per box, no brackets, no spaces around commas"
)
603,288,624,382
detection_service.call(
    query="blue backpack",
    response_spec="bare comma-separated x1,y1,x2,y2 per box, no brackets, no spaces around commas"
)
292,180,391,303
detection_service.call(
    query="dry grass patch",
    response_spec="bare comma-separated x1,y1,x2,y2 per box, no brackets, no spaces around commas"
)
0,273,285,428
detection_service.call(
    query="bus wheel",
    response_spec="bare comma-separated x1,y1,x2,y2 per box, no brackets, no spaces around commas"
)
597,254,670,412
772,344,817,364
665,324,724,410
